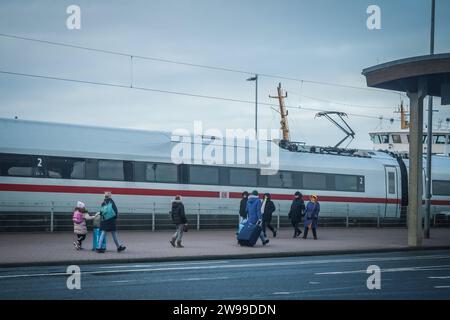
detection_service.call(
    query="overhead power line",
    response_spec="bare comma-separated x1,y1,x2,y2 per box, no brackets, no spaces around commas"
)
0,32,403,95
0,69,399,123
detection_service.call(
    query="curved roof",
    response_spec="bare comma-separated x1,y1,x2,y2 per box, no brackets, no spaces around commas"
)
362,53,450,98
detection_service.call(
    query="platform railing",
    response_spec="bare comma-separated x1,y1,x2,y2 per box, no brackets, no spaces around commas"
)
0,201,449,232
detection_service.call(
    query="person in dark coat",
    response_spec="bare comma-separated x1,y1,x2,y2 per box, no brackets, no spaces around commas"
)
239,191,249,222
303,195,320,240
169,195,188,248
96,191,126,253
261,193,277,238
288,191,305,238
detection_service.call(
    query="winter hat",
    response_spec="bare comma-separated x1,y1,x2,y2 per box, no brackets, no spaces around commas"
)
76,201,85,209
294,191,302,197
252,190,258,196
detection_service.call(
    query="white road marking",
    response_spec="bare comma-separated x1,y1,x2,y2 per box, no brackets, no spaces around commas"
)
429,276,450,279
309,281,320,284
183,276,229,281
273,292,291,295
1,254,450,280
316,265,450,275
434,286,450,289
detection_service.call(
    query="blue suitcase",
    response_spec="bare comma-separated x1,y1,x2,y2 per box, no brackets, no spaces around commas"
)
237,222,262,247
92,228,106,250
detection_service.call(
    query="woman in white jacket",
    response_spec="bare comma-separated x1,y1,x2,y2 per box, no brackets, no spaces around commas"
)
73,201,98,250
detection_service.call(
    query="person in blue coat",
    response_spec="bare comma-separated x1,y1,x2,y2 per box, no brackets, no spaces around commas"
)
245,190,269,245
303,195,320,240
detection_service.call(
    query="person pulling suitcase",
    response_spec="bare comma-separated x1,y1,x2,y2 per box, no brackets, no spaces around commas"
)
237,190,269,246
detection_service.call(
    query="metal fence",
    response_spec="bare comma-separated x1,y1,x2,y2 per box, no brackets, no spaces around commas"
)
0,201,449,232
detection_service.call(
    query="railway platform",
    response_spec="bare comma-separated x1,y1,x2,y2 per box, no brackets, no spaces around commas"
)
1,228,450,267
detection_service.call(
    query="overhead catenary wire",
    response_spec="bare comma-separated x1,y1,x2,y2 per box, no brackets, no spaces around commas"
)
0,32,403,96
0,69,400,123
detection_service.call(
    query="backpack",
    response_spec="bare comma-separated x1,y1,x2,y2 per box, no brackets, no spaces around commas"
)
100,202,117,221
72,210,84,224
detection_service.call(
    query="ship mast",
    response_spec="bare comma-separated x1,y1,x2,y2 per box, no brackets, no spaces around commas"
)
395,100,410,129
269,83,290,141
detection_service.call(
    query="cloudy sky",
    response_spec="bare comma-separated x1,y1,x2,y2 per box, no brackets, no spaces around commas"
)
0,0,449,149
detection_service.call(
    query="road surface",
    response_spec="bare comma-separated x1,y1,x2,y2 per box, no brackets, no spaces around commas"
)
1,250,450,299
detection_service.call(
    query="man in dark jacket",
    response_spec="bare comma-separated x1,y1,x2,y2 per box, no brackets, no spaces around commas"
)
96,191,126,253
239,191,249,222
169,195,188,248
288,191,305,238
262,193,277,238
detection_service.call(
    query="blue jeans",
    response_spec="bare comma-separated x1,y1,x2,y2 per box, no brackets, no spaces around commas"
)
97,230,121,249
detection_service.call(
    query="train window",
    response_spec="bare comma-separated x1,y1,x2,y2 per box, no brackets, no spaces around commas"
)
267,171,294,188
229,168,257,187
335,175,359,192
0,154,33,177
302,172,327,190
422,135,427,143
98,160,124,181
433,180,450,196
189,165,219,185
146,163,178,183
388,172,396,194
380,135,389,143
46,157,85,179
392,135,402,144
433,135,446,144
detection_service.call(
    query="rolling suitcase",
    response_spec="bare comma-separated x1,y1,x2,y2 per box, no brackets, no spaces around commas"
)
92,228,106,250
237,222,262,247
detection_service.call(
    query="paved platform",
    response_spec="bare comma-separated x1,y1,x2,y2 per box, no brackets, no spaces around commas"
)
1,228,450,267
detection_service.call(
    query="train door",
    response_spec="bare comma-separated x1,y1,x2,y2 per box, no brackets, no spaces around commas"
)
384,166,399,217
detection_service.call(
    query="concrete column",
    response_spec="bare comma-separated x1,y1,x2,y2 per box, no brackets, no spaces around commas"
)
407,84,426,247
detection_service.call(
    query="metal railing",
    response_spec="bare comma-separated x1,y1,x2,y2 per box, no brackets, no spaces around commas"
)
0,200,449,232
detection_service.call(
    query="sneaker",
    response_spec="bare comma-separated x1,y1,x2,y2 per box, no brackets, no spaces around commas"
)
117,245,126,252
169,239,176,248
95,248,105,253
176,242,184,248
263,239,270,246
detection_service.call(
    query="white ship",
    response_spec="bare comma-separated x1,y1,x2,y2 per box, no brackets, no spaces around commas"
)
369,102,450,156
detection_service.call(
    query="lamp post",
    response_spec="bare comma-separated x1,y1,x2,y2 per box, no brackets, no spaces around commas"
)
246,74,258,139
425,0,435,239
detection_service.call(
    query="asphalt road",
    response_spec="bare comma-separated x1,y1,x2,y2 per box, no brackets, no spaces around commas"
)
1,250,450,299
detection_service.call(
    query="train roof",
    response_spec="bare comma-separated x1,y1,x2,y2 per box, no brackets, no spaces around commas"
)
2,117,448,174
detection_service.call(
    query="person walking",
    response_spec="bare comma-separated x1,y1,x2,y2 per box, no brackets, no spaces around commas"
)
246,190,269,245
169,195,188,248
239,191,249,223
96,191,126,253
288,191,305,238
303,195,320,240
72,201,97,250
261,193,277,238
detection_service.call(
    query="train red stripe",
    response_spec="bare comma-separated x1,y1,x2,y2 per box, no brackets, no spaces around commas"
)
3,182,442,205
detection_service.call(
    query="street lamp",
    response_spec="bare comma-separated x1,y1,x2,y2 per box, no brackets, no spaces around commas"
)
246,74,258,139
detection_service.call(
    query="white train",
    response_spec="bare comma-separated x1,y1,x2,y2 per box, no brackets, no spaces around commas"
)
0,117,449,223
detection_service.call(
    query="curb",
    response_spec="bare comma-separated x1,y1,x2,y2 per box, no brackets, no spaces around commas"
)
2,245,450,268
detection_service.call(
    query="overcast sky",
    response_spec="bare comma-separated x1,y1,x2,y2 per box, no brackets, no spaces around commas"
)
0,0,449,149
